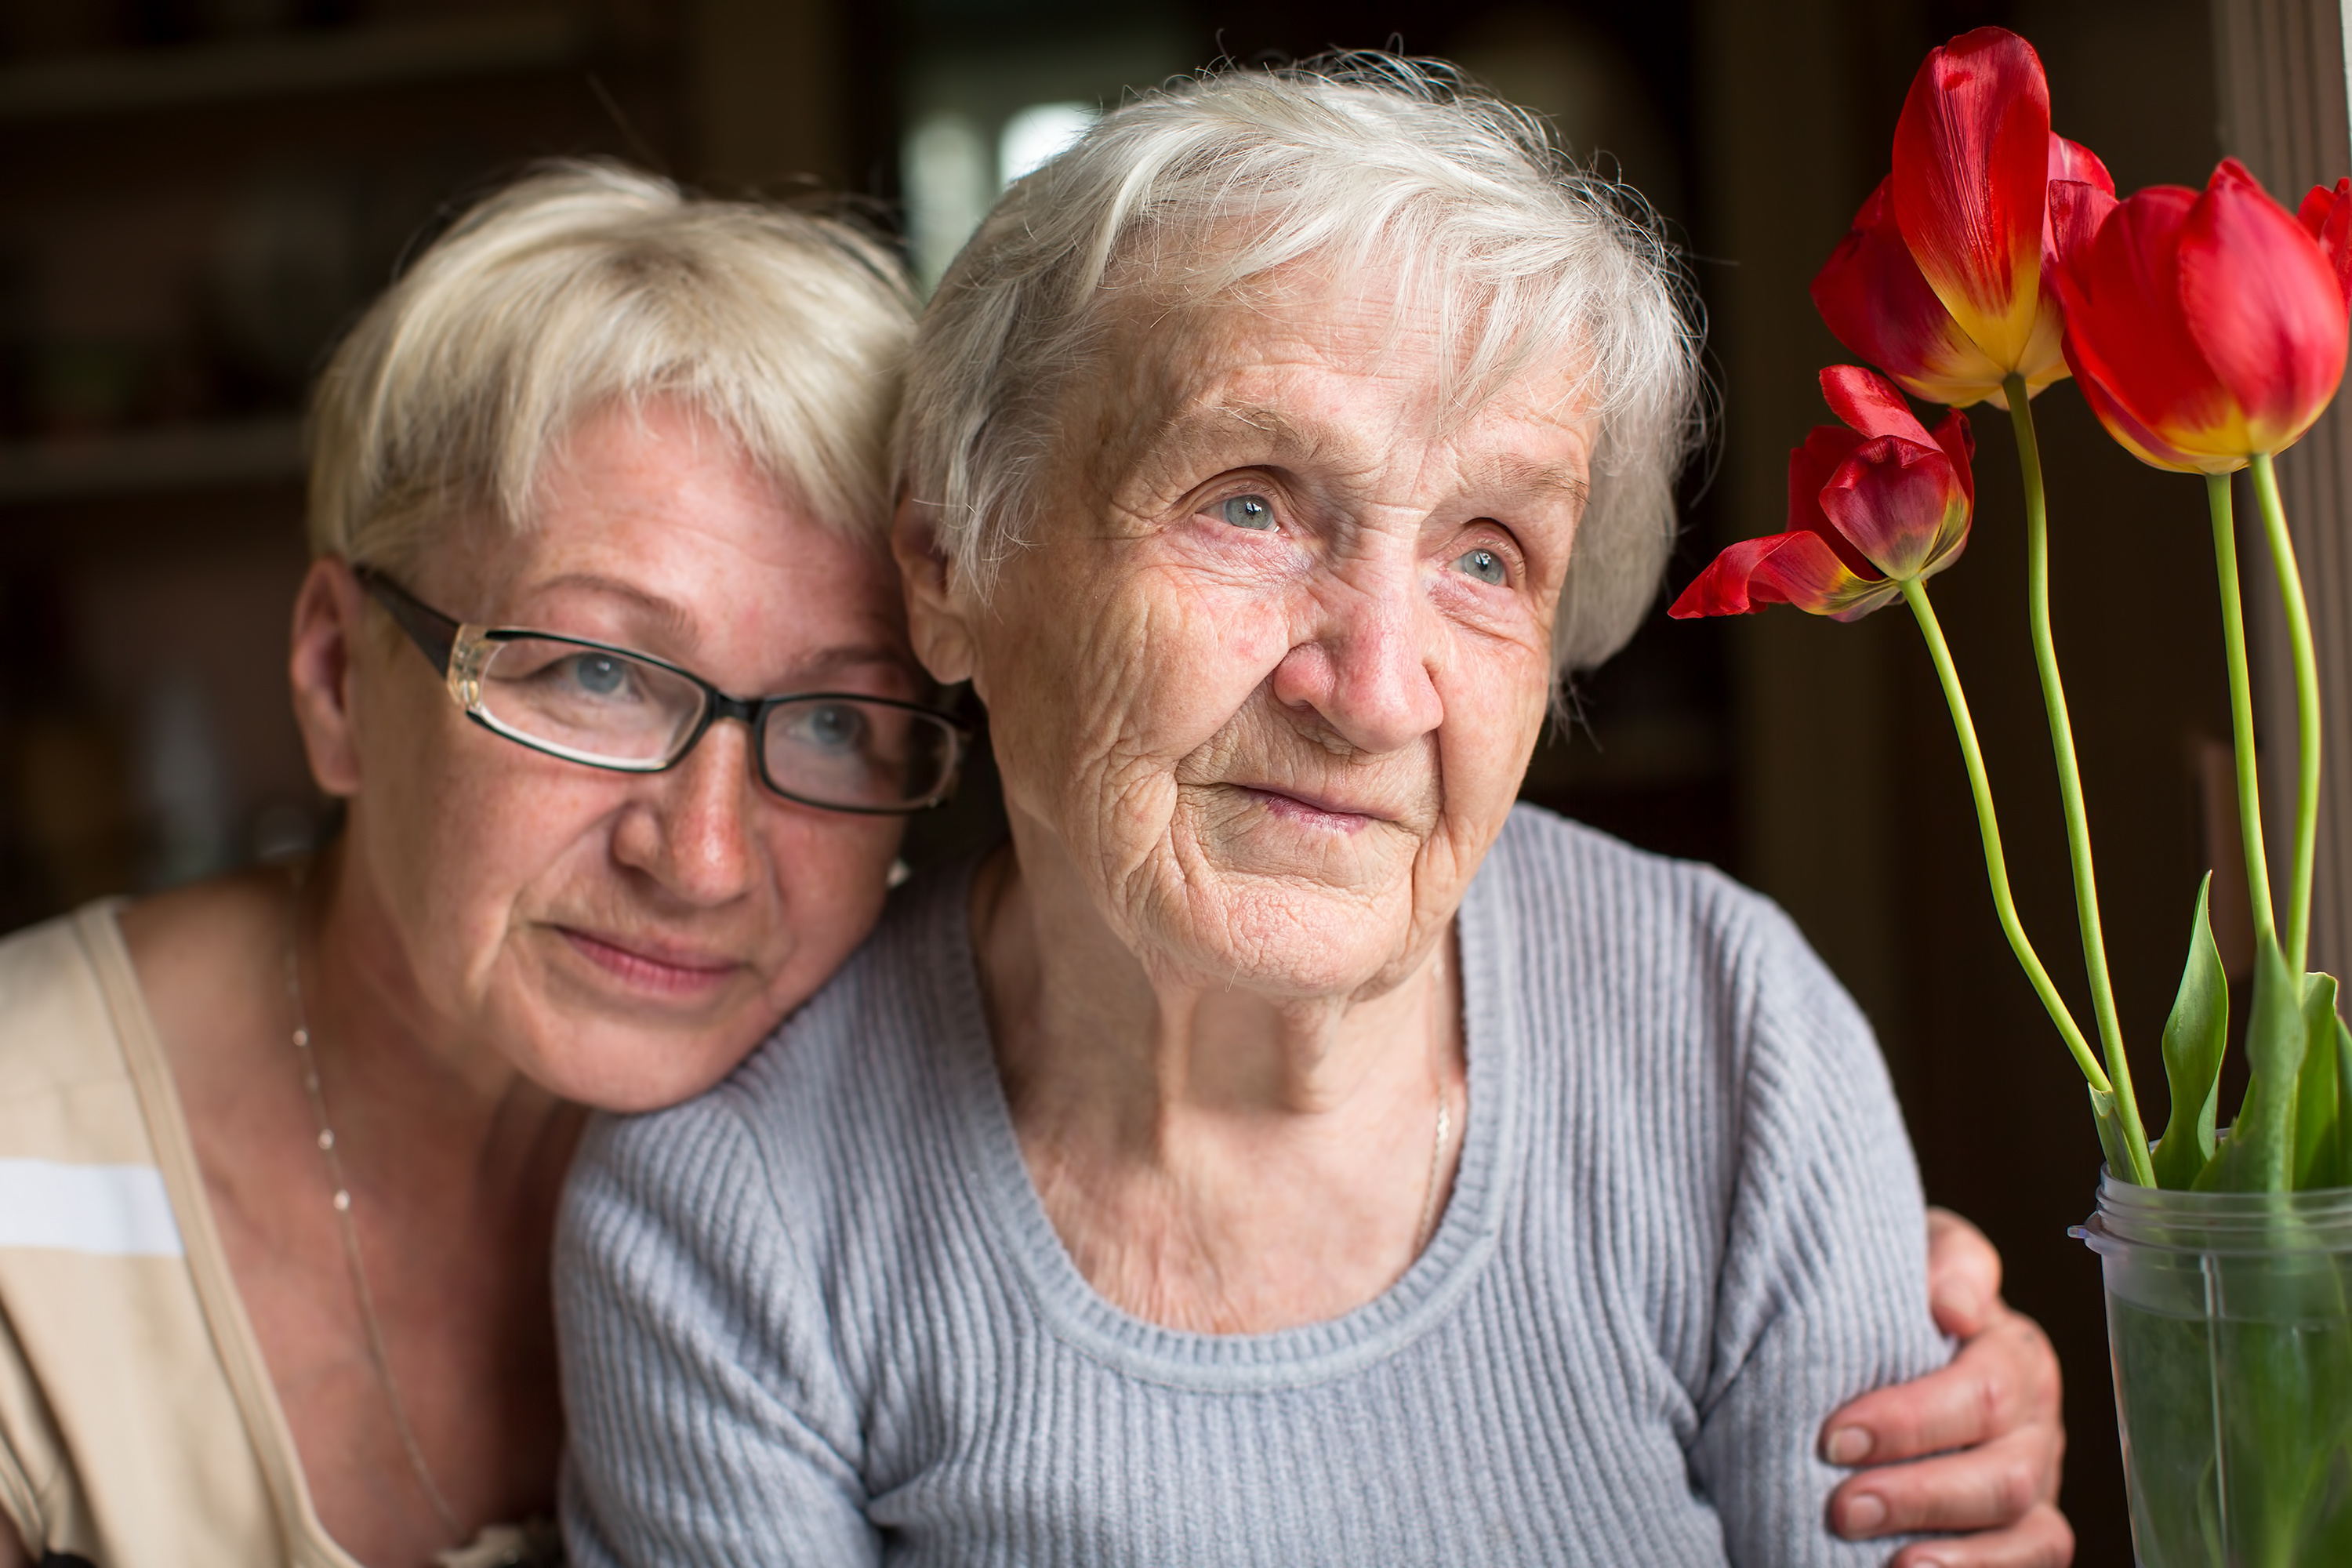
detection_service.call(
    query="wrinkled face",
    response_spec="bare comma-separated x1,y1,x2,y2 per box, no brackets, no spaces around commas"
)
338,400,913,1109
949,268,1593,1000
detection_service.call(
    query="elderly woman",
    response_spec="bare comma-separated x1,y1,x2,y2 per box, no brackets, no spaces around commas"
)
0,143,2047,1568
559,60,2070,1568
0,167,956,1565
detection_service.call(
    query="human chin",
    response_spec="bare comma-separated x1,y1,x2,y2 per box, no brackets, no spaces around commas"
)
1142,841,1423,998
495,935,775,1109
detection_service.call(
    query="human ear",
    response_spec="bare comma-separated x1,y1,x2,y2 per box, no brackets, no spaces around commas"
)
891,495,979,687
287,557,368,798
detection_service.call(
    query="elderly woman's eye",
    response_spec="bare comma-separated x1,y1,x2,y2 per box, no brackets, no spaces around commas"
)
1219,494,1276,531
1453,546,1509,586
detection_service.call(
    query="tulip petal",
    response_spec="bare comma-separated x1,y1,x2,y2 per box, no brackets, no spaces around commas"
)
1820,364,1936,445
2052,182,2242,465
1787,425,1877,574
1929,407,1976,509
2062,337,2211,474
1819,435,1973,582
1892,27,2054,375
1669,531,1901,622
1813,178,2013,407
2297,176,2352,309
2047,177,2118,274
2179,159,2350,455
2049,135,2116,197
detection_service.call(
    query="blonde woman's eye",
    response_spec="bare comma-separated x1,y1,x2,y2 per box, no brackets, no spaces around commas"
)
1220,495,1276,531
1454,546,1508,586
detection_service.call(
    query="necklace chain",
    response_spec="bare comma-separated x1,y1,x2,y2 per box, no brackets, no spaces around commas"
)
1414,1087,1450,1253
284,884,465,1546
1414,943,1455,1254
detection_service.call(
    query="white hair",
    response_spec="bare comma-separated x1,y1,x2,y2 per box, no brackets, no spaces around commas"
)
897,53,1706,675
310,161,916,568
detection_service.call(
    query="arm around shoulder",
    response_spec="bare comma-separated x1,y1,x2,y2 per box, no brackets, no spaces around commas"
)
557,1092,878,1567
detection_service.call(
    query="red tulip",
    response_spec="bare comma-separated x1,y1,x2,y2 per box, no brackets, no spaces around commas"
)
1812,27,2113,409
2049,158,2350,474
2298,176,2352,309
1671,368,1974,622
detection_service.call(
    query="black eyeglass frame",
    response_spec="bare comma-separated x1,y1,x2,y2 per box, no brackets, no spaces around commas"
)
354,564,967,815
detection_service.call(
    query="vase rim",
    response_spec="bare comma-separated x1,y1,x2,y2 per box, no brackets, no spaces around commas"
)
2083,1168,2352,1254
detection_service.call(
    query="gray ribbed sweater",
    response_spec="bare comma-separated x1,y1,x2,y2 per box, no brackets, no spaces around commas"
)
557,806,1944,1566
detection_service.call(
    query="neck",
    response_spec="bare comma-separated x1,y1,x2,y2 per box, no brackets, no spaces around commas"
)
975,815,1465,1333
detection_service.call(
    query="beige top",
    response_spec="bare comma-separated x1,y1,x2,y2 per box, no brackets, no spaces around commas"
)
0,902,360,1567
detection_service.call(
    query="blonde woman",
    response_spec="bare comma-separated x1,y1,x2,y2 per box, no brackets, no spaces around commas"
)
0,165,946,1566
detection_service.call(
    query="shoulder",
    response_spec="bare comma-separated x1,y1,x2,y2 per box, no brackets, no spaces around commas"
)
1483,805,1899,1178
1486,803,1860,1040
0,905,129,1111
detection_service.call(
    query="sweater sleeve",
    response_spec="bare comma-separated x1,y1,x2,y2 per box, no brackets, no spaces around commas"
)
556,1091,879,1567
1684,896,1950,1568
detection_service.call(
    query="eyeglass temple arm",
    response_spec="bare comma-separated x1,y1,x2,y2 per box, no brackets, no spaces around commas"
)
353,564,462,674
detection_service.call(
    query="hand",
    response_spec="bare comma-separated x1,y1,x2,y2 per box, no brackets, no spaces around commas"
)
1820,1207,2072,1567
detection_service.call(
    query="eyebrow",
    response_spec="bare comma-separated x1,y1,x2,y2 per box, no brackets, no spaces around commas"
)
514,573,916,689
513,572,699,644
1124,401,1349,483
1484,456,1591,506
1144,402,1592,506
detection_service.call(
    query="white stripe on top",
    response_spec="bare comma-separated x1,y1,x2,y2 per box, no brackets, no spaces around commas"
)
0,1159,184,1256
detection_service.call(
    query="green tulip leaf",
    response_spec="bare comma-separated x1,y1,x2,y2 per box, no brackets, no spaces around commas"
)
2293,972,2343,1191
2089,1084,2135,1183
2200,932,2307,1192
2152,875,2230,1189
2338,1012,2352,1189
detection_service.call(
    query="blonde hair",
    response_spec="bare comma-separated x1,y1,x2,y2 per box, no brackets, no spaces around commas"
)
309,162,916,568
898,54,1704,676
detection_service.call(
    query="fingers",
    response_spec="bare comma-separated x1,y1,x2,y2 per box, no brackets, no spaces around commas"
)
1828,1425,2063,1538
1886,1501,2076,1568
1822,1308,2061,1466
1926,1207,2002,1338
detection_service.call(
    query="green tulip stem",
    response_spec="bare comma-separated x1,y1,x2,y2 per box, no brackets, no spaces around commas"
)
2207,471,2279,949
2249,452,2322,978
1900,577,2132,1138
2005,374,2150,1171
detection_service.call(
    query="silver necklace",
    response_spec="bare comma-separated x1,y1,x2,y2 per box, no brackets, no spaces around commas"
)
1414,1085,1452,1253
1413,944,1455,1254
283,907,465,1546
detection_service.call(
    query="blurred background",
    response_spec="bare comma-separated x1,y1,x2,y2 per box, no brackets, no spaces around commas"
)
0,0,2303,1559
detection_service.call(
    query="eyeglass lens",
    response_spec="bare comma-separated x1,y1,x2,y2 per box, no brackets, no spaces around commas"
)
762,695,959,810
474,637,956,809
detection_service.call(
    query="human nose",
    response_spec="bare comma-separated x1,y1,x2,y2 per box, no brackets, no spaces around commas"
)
610,718,763,906
1267,560,1445,755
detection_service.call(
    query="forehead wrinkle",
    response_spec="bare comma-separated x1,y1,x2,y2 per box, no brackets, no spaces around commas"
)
1480,453,1590,510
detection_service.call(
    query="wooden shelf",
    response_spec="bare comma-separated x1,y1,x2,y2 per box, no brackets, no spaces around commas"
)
0,418,303,505
0,9,584,122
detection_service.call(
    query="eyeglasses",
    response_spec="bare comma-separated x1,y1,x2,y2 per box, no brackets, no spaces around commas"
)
355,566,967,815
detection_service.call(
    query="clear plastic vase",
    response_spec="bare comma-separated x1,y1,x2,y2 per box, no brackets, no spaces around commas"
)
2074,1174,2352,1566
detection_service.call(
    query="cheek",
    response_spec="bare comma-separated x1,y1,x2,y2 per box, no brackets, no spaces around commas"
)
383,743,626,989
764,811,902,958
1434,646,1553,826
996,561,1294,786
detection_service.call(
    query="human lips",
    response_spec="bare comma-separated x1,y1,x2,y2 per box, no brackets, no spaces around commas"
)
556,926,744,996
1234,782,1396,833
